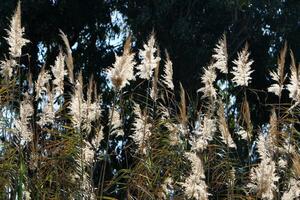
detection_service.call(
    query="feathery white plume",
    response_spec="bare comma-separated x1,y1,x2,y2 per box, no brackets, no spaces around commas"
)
37,88,55,127
0,58,17,79
286,51,300,103
35,68,51,100
110,108,124,137
268,70,284,97
136,34,161,80
15,93,34,143
51,51,67,96
231,44,254,87
92,127,104,148
69,76,83,129
282,178,300,200
131,103,152,154
5,2,29,58
162,52,174,90
257,134,270,161
247,157,279,200
197,64,217,99
106,36,136,90
83,142,95,164
82,97,102,134
191,116,216,151
268,42,287,97
212,34,228,74
182,152,209,200
248,133,279,199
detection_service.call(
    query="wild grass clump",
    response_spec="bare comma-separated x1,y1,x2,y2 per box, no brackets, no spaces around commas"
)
1,2,300,200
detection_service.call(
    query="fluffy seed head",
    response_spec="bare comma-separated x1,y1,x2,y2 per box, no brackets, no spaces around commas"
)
231,43,254,87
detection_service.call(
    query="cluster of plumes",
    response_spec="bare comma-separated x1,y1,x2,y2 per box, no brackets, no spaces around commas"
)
0,1,28,79
182,152,209,200
197,36,227,99
247,133,279,199
198,35,254,99
131,103,152,154
4,3,300,199
69,74,102,132
266,43,300,109
107,33,174,94
198,35,300,110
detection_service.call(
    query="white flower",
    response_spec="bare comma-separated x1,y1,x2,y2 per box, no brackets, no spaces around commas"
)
35,69,51,100
5,2,29,58
131,103,152,154
51,51,67,96
0,58,17,79
197,65,217,99
247,158,279,200
191,116,216,151
162,52,174,90
231,44,254,87
212,34,228,74
136,34,161,80
106,37,136,90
